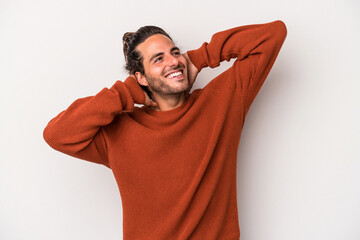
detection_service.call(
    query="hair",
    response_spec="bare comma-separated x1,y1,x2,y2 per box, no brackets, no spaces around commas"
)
122,26,173,98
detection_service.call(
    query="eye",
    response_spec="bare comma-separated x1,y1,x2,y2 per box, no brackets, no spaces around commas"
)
172,51,180,56
154,57,163,63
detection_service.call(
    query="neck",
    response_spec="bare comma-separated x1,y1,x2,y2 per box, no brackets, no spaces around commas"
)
150,92,187,111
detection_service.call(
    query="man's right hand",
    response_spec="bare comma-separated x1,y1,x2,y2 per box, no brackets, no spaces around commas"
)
130,74,158,108
183,52,198,97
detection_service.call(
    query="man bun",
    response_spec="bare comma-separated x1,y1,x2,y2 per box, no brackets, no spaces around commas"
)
122,32,134,63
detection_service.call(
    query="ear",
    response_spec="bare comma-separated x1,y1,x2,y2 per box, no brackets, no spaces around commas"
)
135,72,148,87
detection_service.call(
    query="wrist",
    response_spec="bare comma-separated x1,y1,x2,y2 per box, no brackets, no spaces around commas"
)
186,45,207,73
124,76,146,104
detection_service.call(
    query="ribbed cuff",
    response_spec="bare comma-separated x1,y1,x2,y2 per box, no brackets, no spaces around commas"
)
186,43,209,73
124,76,146,104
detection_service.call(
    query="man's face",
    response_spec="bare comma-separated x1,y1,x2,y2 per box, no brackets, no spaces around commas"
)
135,34,189,96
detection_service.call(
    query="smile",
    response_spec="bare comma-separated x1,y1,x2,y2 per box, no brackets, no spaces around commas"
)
165,70,184,79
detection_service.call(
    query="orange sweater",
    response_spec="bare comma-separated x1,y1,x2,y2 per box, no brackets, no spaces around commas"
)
43,20,287,240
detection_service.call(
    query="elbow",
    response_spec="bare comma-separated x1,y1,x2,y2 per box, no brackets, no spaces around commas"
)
43,118,67,152
43,111,67,151
43,122,92,154
43,124,60,150
272,20,287,40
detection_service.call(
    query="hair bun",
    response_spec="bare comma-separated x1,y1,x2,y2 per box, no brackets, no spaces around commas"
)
123,32,134,43
123,32,135,61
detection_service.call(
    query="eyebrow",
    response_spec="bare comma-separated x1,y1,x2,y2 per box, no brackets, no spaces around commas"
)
149,47,180,63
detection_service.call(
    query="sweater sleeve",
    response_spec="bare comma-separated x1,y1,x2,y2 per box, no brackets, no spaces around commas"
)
186,20,287,114
43,76,146,168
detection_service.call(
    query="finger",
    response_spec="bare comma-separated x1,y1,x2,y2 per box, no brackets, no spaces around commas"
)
130,74,137,81
150,101,158,108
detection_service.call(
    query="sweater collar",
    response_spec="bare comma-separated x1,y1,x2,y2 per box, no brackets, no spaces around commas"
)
133,90,200,129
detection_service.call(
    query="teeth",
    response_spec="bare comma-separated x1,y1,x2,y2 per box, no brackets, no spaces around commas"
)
166,71,182,78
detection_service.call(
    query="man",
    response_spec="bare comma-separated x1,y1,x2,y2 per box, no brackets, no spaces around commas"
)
43,20,287,240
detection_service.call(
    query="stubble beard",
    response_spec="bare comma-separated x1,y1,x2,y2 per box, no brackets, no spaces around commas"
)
144,71,189,96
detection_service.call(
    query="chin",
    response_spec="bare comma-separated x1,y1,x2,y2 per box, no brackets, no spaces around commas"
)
176,81,189,92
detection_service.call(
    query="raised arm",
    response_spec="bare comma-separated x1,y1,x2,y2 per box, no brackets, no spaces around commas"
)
186,20,287,113
43,76,146,168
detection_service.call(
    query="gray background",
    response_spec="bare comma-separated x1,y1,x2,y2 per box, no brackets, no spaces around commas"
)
1,0,359,239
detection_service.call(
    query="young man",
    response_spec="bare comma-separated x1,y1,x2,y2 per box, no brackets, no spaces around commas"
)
43,20,287,240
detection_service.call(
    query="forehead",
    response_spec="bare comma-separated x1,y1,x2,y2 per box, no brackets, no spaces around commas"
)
136,34,175,60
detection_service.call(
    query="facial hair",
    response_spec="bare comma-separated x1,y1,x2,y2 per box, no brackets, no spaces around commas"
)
145,65,189,96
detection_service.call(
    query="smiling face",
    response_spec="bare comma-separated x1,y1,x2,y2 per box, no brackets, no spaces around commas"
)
135,34,189,96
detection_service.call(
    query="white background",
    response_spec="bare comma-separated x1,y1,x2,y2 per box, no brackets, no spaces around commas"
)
1,0,359,239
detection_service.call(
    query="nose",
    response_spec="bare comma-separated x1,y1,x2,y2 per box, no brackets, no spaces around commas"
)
167,54,179,67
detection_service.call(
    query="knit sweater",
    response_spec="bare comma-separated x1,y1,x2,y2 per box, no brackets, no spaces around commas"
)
43,20,287,240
